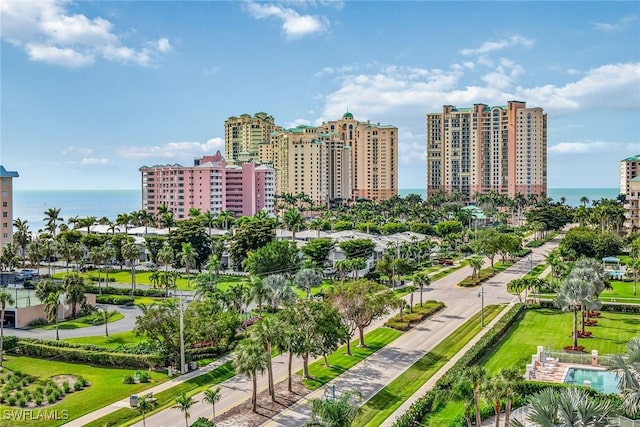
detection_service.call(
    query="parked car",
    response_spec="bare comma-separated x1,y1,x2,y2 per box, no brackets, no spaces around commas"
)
438,258,454,266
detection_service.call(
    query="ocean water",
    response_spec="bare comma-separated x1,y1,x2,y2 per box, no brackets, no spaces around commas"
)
399,188,620,207
12,188,619,233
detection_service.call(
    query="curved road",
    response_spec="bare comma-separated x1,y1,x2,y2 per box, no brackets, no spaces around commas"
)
4,304,142,339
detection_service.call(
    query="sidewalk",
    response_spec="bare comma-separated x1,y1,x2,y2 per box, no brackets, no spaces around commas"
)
63,354,234,427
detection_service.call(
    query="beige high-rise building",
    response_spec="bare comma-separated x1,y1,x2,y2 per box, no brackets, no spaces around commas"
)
1,165,19,254
620,154,640,196
323,112,398,201
426,101,547,201
224,112,281,162
260,125,352,206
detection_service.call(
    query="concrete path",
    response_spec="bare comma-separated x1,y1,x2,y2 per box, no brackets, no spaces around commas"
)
64,354,235,427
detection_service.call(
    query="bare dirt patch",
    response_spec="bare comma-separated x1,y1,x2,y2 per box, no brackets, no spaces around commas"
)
216,376,311,427
49,374,78,387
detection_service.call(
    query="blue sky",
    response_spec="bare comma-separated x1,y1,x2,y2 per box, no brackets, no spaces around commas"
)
1,0,639,191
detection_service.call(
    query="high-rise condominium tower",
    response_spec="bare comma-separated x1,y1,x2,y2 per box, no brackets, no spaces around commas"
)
620,154,640,196
0,165,19,254
426,101,547,201
259,125,352,206
322,112,398,201
224,112,281,162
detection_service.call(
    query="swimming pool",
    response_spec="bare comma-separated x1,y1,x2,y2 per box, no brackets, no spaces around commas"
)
563,367,620,394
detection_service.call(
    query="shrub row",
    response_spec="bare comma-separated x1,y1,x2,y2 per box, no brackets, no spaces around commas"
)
17,337,112,352
526,239,545,248
96,295,135,306
12,341,164,369
392,303,526,427
458,267,498,287
538,299,640,314
0,336,18,351
384,302,445,331
86,285,167,298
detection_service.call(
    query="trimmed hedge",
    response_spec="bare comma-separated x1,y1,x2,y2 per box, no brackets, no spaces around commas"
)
538,299,640,314
12,339,163,368
0,336,18,351
392,303,526,427
96,295,134,305
86,285,167,298
384,301,445,331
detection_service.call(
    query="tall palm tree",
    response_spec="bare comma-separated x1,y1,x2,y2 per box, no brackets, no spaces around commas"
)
179,242,197,277
44,290,63,341
202,386,222,423
78,216,97,234
246,275,271,314
217,210,235,231
173,392,197,427
0,290,15,370
555,276,593,349
63,272,86,318
233,338,269,412
263,274,296,311
481,375,506,427
116,213,132,234
12,218,31,267
412,270,431,307
294,268,323,299
44,207,63,236
283,207,305,240
467,365,486,427
251,316,281,401
121,242,139,296
500,367,522,426
447,378,475,427
468,256,483,280
136,395,155,427
629,258,640,297
610,337,640,416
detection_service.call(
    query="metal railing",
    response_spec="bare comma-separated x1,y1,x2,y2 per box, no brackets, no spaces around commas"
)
544,350,616,367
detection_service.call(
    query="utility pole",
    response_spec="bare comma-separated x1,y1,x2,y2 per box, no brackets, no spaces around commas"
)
479,282,485,328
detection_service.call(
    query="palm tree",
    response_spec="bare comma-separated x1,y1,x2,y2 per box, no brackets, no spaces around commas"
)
116,213,132,234
99,306,113,337
468,256,483,280
160,212,177,232
500,367,522,426
629,258,640,297
412,270,431,307
447,378,475,427
202,386,222,423
12,218,31,267
179,242,197,276
481,375,506,427
283,207,305,240
43,290,63,341
246,275,270,314
233,338,269,412
78,216,97,234
295,268,323,299
121,242,140,296
63,272,86,318
251,316,281,401
264,274,296,311
306,389,361,427
580,196,590,207
44,207,63,236
217,210,235,231
610,337,640,416
136,395,155,427
157,245,174,296
0,290,15,370
555,276,593,349
511,387,619,427
467,365,486,427
173,392,197,427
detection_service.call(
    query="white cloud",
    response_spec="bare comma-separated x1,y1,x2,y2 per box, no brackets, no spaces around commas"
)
243,1,328,39
284,118,312,128
460,35,534,56
0,0,171,67
594,15,637,32
550,141,640,154
118,138,225,159
80,157,110,165
62,146,94,155
25,43,94,67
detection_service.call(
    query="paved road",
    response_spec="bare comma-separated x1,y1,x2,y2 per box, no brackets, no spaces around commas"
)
263,243,557,427
130,239,557,427
4,304,141,339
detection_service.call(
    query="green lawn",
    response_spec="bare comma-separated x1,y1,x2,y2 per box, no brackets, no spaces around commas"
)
540,280,640,304
86,361,235,427
301,327,403,390
63,330,144,348
2,355,168,427
482,308,640,374
354,305,505,427
40,310,124,330
430,261,467,282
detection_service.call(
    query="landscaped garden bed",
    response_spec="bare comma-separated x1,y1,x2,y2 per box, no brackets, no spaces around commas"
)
384,300,444,331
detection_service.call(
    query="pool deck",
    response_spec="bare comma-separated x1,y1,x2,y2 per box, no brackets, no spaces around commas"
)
533,360,608,383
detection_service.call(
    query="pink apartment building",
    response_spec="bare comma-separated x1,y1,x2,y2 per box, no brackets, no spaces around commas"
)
140,151,275,220
1,165,19,254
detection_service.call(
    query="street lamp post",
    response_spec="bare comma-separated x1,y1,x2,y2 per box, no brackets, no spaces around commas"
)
478,282,485,328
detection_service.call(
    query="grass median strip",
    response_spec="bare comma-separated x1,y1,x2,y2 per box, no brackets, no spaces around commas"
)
429,261,467,281
85,361,235,427
300,327,403,390
353,304,505,427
